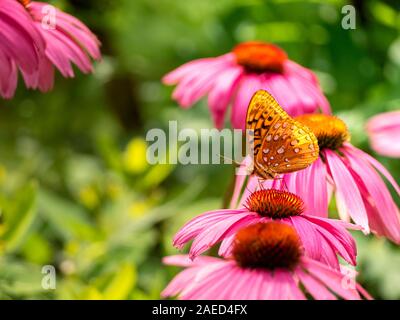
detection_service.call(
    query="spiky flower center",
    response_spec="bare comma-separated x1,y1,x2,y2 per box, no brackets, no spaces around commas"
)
245,189,304,218
232,222,302,270
295,114,350,151
233,41,287,73
18,0,31,7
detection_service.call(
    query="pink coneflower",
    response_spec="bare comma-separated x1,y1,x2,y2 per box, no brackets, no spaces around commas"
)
163,222,371,300
235,114,400,243
163,41,330,129
24,1,101,91
0,0,101,98
0,0,45,98
173,189,358,269
367,111,400,158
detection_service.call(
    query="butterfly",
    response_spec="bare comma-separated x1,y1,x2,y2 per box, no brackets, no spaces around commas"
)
246,90,319,180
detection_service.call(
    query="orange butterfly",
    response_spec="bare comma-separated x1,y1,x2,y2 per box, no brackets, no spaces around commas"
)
246,90,319,180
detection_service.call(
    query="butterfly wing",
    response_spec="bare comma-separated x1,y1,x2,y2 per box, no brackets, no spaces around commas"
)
246,90,319,177
256,119,319,174
246,90,289,156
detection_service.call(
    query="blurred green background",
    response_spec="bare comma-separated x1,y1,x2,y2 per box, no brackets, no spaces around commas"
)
0,0,399,299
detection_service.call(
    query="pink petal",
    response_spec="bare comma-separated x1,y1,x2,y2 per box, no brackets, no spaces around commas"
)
367,111,400,157
356,283,373,300
285,74,318,114
0,49,17,98
218,215,263,257
182,262,236,300
225,267,255,300
218,267,249,300
297,269,336,300
285,158,328,217
262,73,299,116
162,255,221,267
189,212,256,258
304,216,357,265
161,268,197,298
305,157,328,216
173,209,247,248
231,74,263,130
344,143,400,196
324,149,369,231
171,62,228,108
284,272,306,300
342,146,400,242
163,53,234,84
303,258,361,300
207,66,243,128
290,216,323,261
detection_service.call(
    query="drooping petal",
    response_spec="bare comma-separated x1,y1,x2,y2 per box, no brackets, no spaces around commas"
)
217,267,249,300
162,255,221,267
304,216,357,265
163,53,235,84
289,216,322,261
28,2,101,85
284,60,331,114
173,209,247,248
182,263,237,300
172,63,229,108
356,283,373,301
161,267,197,298
297,269,336,300
303,258,362,300
262,73,299,115
189,212,257,258
231,73,263,130
305,157,329,216
218,215,264,257
324,149,369,231
0,0,44,73
344,143,400,196
183,262,251,300
341,145,400,243
284,158,328,217
285,74,317,114
207,66,243,128
283,271,306,300
0,49,18,98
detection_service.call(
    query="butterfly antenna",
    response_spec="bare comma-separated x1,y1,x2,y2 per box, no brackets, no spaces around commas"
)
245,183,252,195
218,154,240,166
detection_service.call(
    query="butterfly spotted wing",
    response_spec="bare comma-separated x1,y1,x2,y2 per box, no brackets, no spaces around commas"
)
246,90,319,179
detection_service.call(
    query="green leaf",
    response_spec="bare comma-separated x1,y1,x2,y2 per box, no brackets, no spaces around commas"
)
103,263,137,300
0,257,51,299
1,181,37,253
38,189,99,241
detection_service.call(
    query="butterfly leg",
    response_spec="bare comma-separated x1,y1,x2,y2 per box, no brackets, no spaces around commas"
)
281,177,289,192
272,175,289,191
257,178,264,191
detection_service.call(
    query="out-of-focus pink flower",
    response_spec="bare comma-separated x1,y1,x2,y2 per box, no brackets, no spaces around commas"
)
234,114,400,243
0,0,101,99
367,111,400,158
173,189,358,269
163,222,371,300
163,41,330,129
26,1,101,91
0,0,45,98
